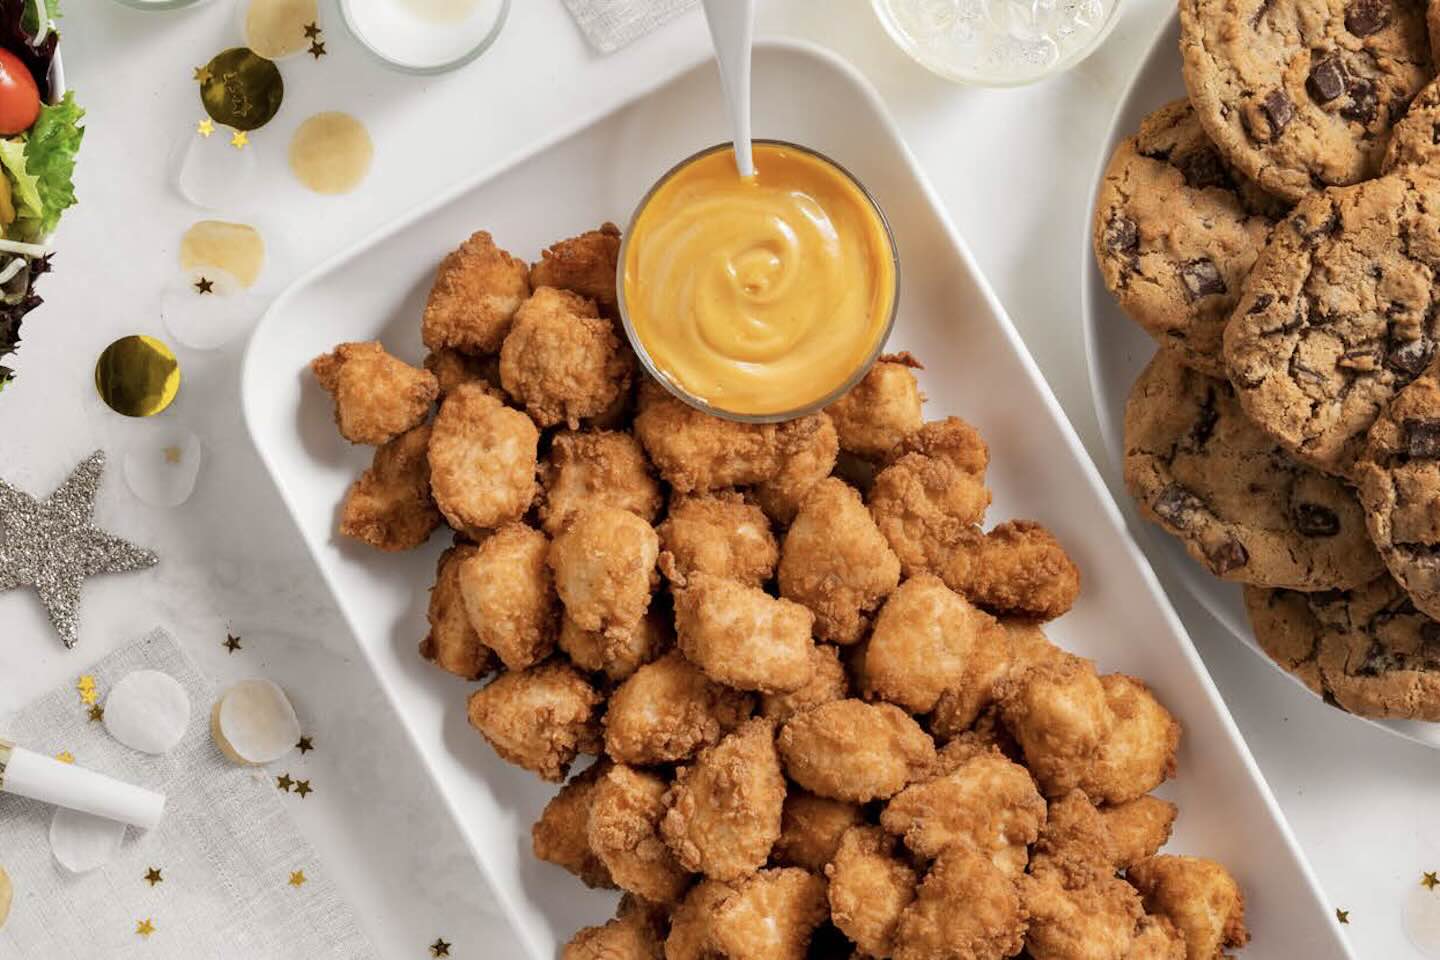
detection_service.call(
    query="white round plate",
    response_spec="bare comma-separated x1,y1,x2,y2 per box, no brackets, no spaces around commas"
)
1080,11,1440,749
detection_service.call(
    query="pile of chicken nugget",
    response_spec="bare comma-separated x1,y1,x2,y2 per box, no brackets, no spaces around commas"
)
310,223,1251,960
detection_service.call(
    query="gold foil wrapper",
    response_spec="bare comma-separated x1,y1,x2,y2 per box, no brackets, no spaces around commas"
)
199,48,284,132
95,336,181,418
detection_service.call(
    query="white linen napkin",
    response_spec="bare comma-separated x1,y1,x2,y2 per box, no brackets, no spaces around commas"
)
561,0,698,52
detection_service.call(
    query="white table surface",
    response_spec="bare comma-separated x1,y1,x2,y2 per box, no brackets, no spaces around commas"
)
0,0,1431,957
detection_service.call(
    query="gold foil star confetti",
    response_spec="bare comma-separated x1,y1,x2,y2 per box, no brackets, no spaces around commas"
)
193,65,212,84
276,773,294,792
303,22,321,38
136,918,156,938
1336,908,1350,924
88,704,105,723
296,735,314,754
293,779,312,798
430,939,452,958
77,675,98,704
230,130,249,150
197,117,214,138
288,870,307,888
144,867,163,887
223,634,242,653
194,276,214,295
1425,872,1439,891
55,750,74,764
307,40,326,59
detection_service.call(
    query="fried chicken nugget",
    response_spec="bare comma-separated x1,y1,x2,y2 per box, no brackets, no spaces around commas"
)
500,287,635,429
894,416,990,475
339,422,443,551
709,867,829,960
825,352,925,461
674,573,816,694
665,879,732,960
778,699,936,803
773,789,865,873
1030,790,1118,886
422,230,531,355
1082,676,1180,805
881,752,1045,876
424,348,502,398
589,764,693,904
1125,915,1186,960
560,607,671,681
563,899,665,960
457,523,558,671
660,718,786,881
943,520,1081,622
466,660,601,782
428,383,539,538
658,492,779,588
419,543,496,680
1125,856,1249,960
893,847,1027,960
603,650,753,766
760,644,849,723
531,223,622,317
533,760,615,890
312,341,438,446
779,478,902,645
755,412,840,525
540,430,663,536
930,616,1014,742
549,504,659,636
826,826,918,957
633,380,826,492
998,654,1114,798
869,453,991,578
862,574,1004,715
1100,797,1177,871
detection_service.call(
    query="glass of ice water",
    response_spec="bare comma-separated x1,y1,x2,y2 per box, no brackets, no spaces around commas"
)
872,0,1121,86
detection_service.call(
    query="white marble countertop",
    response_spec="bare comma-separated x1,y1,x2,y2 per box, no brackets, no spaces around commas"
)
0,0,1433,957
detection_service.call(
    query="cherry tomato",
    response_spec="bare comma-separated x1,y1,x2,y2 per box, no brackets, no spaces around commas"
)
0,49,40,136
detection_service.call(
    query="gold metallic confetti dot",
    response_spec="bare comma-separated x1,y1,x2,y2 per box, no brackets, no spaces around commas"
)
224,634,242,653
94,335,181,418
296,735,313,754
430,939,452,958
144,867,163,887
294,779,312,798
55,751,74,764
196,118,214,137
307,40,326,59
199,48,283,132
276,773,294,791
88,704,105,723
136,918,156,938
288,870,306,887
1336,908,1350,924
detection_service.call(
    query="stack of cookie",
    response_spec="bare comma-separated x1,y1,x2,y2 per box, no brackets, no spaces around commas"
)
1094,0,1440,721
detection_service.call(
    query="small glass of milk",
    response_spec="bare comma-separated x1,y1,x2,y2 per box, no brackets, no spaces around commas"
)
340,0,508,73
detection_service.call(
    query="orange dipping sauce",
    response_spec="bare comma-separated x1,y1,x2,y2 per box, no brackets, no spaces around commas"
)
621,142,897,419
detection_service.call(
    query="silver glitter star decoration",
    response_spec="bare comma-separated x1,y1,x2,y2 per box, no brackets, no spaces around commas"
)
0,450,158,649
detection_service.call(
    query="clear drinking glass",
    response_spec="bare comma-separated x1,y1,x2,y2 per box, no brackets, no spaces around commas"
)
340,0,509,74
872,0,1122,87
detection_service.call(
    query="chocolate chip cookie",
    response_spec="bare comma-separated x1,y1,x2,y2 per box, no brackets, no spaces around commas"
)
1124,351,1383,588
1179,0,1431,202
1094,100,1287,376
1382,74,1440,171
1244,576,1440,719
1354,361,1440,619
1222,172,1440,477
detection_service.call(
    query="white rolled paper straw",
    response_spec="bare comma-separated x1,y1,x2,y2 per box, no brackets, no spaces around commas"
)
0,738,165,830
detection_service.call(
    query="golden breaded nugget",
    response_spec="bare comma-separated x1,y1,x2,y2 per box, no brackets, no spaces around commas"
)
1101,796,1177,870
1127,856,1248,960
428,383,538,538
467,660,601,782
999,655,1114,798
562,903,663,960
869,452,991,577
457,523,558,671
533,760,615,890
773,789,864,873
895,416,989,476
549,504,659,636
559,607,671,682
500,287,634,429
531,223,622,317
604,651,753,766
759,644,849,723
419,543,496,680
1083,675,1180,806
709,867,828,960
755,412,840,525
674,573,816,694
540,430,662,536
826,826,917,957
424,348,502,398
825,352,924,461
778,699,935,803
665,880,730,960
339,422,442,551
588,764,692,904
423,230,530,355
658,492,778,588
894,846,1026,960
312,341,437,446
943,520,1081,623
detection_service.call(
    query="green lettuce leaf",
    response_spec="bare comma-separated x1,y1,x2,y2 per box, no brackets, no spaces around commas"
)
24,90,82,236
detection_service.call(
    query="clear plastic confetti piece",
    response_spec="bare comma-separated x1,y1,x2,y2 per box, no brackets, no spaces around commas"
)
171,126,258,210
212,678,301,765
161,269,262,351
104,670,191,755
123,428,203,508
50,808,126,873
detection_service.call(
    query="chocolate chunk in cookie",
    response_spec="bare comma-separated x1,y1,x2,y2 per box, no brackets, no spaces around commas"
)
1223,172,1440,477
1244,576,1440,719
1124,352,1383,590
1093,100,1285,377
1180,0,1431,201
1355,363,1440,620
1382,75,1440,173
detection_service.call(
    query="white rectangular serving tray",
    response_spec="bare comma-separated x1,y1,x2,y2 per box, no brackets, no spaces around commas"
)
243,38,1351,960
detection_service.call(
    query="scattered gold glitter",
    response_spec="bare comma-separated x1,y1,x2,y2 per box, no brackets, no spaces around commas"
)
163,446,183,465
144,867,163,887
276,773,294,791
430,939,452,958
288,870,307,887
230,130,249,150
1336,908,1350,924
94,335,181,418
199,47,284,132
88,704,105,723
55,751,74,764
197,117,214,137
223,634,242,653
136,918,156,938
296,735,314,754
294,779,312,798
194,276,214,295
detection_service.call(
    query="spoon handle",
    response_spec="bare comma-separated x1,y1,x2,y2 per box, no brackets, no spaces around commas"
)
702,0,757,178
